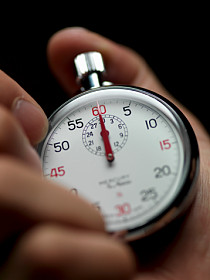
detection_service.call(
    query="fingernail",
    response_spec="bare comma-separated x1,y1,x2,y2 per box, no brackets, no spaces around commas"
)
12,98,48,145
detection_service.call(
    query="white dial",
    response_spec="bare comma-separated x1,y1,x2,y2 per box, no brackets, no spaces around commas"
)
39,86,198,240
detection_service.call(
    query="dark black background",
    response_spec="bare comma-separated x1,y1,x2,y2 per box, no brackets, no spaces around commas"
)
0,4,209,132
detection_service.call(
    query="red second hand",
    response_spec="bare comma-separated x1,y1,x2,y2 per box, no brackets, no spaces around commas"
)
97,102,114,162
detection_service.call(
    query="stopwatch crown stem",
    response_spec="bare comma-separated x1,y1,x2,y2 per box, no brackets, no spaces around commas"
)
74,52,105,90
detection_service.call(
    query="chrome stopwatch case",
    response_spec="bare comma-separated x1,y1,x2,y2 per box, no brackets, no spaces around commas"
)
37,52,199,241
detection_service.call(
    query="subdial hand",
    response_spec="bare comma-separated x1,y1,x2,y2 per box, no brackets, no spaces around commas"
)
97,102,114,162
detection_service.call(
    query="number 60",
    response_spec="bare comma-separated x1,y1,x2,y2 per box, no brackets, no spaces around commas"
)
92,105,106,116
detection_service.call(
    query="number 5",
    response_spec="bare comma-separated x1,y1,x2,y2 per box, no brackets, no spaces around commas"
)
123,106,131,116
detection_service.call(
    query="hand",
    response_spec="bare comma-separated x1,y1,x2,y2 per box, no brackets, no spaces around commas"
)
0,71,135,279
47,27,210,279
0,70,48,171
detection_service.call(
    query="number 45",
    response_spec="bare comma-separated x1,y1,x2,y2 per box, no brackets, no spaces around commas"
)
50,166,65,178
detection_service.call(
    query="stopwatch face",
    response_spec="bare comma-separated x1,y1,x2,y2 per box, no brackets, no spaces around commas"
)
38,86,199,241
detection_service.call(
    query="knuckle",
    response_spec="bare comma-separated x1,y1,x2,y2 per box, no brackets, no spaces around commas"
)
0,158,20,200
0,70,25,108
18,225,64,269
1,226,65,279
0,107,18,151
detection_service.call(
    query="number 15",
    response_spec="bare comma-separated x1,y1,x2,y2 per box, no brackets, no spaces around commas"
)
160,139,171,150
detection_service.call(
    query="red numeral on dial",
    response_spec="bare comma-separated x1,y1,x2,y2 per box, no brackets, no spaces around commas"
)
115,203,131,216
50,166,65,178
160,139,171,150
92,105,106,116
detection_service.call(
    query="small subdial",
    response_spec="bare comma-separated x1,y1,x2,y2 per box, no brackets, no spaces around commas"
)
82,114,128,156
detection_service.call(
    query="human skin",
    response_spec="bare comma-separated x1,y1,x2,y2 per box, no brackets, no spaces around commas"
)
0,27,209,279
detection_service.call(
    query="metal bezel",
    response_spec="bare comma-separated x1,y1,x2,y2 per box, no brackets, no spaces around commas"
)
37,85,199,241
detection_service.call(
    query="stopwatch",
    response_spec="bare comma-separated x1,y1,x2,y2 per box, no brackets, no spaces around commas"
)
37,52,199,241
